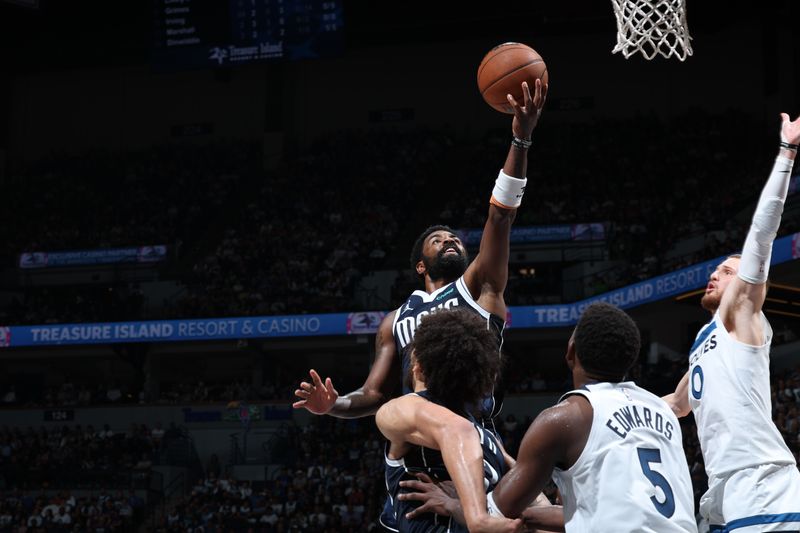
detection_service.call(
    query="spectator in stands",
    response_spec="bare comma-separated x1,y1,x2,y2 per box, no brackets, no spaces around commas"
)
2,387,15,405
205,452,221,479
106,382,123,403
4,112,799,324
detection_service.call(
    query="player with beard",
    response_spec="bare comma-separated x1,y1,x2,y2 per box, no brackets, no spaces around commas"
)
294,78,547,531
293,78,546,420
663,113,800,532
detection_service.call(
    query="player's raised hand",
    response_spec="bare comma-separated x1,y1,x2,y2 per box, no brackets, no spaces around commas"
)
508,79,548,140
780,112,800,146
292,369,338,414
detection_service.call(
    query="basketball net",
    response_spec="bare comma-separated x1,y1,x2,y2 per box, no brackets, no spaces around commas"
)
611,0,693,61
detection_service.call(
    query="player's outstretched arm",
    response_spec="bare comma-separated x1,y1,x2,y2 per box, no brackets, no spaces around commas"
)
293,311,399,418
720,113,799,344
399,399,574,533
377,398,523,533
662,371,691,418
399,474,560,532
490,396,587,523
464,79,548,318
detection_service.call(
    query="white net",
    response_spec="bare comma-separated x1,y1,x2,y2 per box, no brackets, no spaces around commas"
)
611,0,693,61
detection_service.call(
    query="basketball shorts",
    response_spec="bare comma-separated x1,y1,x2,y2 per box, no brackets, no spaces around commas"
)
701,463,800,532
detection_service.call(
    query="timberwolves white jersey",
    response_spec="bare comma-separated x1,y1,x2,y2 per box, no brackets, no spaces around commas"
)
552,382,697,533
687,312,795,478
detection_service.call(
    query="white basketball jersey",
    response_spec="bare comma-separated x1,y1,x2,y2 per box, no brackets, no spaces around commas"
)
687,312,795,478
552,382,697,533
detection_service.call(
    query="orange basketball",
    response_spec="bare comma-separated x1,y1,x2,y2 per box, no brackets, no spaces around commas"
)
477,42,548,114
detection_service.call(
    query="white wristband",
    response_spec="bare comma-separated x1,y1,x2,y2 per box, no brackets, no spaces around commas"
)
487,491,505,518
490,170,527,209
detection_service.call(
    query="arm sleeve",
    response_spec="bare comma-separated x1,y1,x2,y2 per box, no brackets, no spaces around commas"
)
738,155,794,284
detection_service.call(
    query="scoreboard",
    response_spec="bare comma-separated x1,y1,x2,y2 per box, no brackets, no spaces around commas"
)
152,0,344,70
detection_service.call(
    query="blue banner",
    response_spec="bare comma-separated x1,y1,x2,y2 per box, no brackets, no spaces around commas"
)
459,223,605,246
0,233,797,348
507,232,799,328
508,259,722,328
0,314,355,348
19,245,167,269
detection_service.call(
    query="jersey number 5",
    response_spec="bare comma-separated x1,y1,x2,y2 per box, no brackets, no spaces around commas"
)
637,447,675,518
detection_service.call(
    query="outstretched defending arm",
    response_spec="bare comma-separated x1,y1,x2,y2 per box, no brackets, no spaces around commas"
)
463,79,548,318
720,113,800,344
293,311,400,418
398,399,577,533
399,477,561,533
489,400,580,520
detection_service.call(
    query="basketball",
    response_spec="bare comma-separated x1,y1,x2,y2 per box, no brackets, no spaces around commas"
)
477,42,548,114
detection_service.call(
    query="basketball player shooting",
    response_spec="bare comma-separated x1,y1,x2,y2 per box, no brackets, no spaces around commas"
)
663,113,800,532
294,78,545,532
293,77,547,424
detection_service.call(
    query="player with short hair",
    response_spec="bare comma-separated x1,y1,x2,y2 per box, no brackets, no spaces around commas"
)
376,309,521,533
663,113,800,532
294,79,547,531
400,303,697,533
294,78,547,423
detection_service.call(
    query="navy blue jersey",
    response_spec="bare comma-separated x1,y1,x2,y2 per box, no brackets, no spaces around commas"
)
381,276,506,532
382,391,507,533
392,275,505,424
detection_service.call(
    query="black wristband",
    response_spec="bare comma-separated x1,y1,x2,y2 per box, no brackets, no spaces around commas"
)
780,141,798,151
511,136,532,150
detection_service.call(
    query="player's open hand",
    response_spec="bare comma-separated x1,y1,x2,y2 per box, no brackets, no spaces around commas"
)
508,79,548,140
780,112,800,146
398,473,457,518
292,369,338,414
